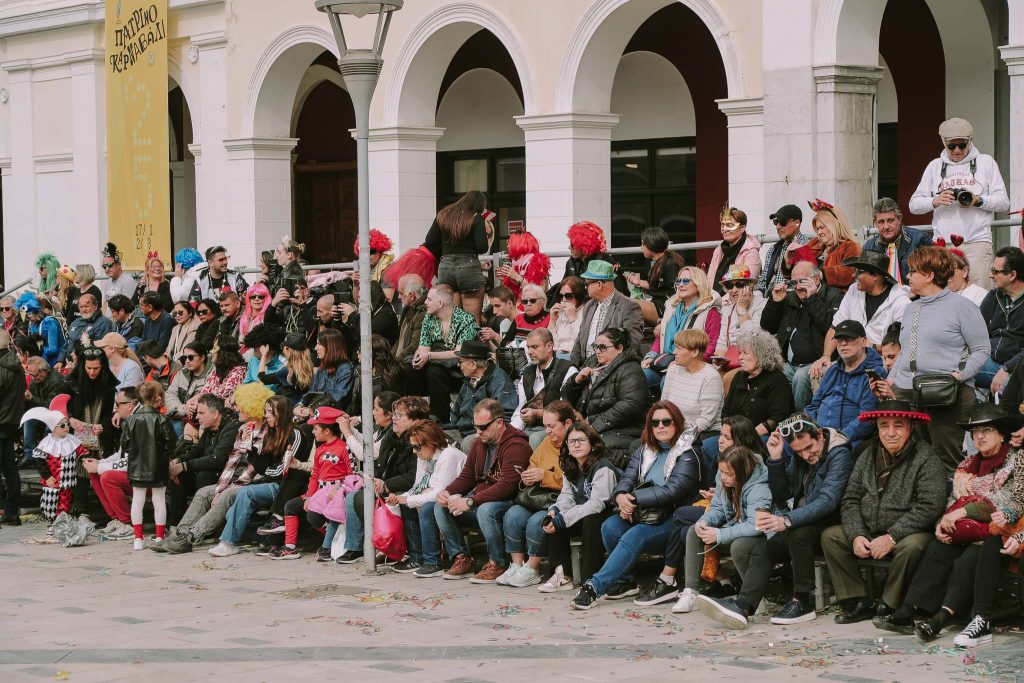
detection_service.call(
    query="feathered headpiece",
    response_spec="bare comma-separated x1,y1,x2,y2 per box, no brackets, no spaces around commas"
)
101,242,122,263
567,221,607,257
354,229,394,256
16,291,40,315
175,248,204,271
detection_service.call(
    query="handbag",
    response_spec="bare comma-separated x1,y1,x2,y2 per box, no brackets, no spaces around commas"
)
515,483,559,512
496,345,529,380
614,480,671,525
944,495,995,545
908,302,964,409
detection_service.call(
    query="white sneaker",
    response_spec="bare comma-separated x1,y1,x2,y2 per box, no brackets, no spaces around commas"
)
495,563,523,586
208,541,240,557
104,521,134,540
538,566,574,593
507,565,542,588
672,587,698,614
133,538,145,551
102,519,119,533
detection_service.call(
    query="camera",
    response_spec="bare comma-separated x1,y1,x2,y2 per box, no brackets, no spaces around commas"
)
282,277,299,297
950,188,975,207
333,291,353,306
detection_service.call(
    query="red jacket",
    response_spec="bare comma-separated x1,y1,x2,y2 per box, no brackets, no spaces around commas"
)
305,437,352,498
446,425,532,505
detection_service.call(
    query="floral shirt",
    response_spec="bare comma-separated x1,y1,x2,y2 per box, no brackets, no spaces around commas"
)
419,307,478,349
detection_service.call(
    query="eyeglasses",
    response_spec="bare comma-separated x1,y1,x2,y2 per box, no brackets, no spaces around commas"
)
0,307,11,312
560,293,575,301
591,343,611,352
566,437,589,446
473,416,499,432
521,298,541,305
650,417,675,428
100,263,115,270
197,309,211,315
410,442,424,453
970,426,999,436
778,417,817,438
946,142,970,151
55,421,70,430
392,412,407,420
990,268,1011,275
674,278,693,286
180,354,199,362
171,309,186,317
115,400,135,406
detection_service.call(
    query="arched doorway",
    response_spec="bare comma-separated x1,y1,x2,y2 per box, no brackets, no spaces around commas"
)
168,84,197,251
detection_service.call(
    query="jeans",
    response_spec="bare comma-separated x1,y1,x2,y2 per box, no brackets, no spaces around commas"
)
503,505,549,557
23,420,44,459
643,367,666,391
0,429,20,518
974,357,1002,391
783,362,813,412
343,489,363,551
170,419,185,439
434,499,512,564
588,514,674,596
220,483,279,544
402,505,423,563
417,502,442,566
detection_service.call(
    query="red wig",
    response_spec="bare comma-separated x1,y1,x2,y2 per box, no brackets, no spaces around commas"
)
567,221,607,257
354,229,394,255
502,229,551,296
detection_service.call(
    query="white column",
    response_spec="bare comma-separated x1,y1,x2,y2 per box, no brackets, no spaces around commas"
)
223,138,298,258
191,31,231,255
1001,44,1024,248
68,49,106,259
717,97,766,231
515,113,620,252
1,62,36,283
367,126,444,252
813,65,883,229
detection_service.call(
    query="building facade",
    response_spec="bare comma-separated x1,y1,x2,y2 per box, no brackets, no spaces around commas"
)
0,0,1021,283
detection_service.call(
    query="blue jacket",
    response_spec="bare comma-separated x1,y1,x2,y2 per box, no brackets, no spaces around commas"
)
805,347,886,449
58,313,114,364
141,312,175,352
766,428,854,528
701,458,774,544
302,362,355,411
862,226,932,284
30,316,65,366
453,363,519,436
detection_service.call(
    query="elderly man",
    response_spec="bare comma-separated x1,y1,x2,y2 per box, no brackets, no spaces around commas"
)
862,197,932,286
570,260,643,368
757,204,810,294
139,292,174,352
805,321,885,451
412,285,479,424
81,386,140,539
450,339,519,452
434,399,532,583
55,293,113,369
821,400,946,625
759,414,855,624
0,296,24,342
909,117,1009,288
976,247,1024,392
187,245,248,304
510,328,576,447
0,330,25,526
760,261,842,410
393,274,428,393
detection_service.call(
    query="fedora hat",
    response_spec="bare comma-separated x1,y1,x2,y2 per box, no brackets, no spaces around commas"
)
454,339,491,361
957,403,1024,435
859,399,931,423
580,259,616,281
842,250,895,284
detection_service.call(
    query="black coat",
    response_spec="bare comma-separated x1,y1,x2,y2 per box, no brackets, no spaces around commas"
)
760,283,842,362
177,414,242,475
27,370,70,409
614,440,703,511
376,428,416,494
565,353,650,436
722,369,794,433
0,349,25,429
121,405,177,485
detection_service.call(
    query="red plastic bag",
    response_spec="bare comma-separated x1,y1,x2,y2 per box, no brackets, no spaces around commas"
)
371,497,407,561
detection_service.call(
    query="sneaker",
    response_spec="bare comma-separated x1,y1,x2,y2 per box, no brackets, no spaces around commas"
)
633,578,680,607
102,519,119,533
495,563,523,586
538,566,574,593
443,554,475,580
672,587,699,614
697,595,749,630
133,538,144,551
313,547,333,562
605,582,640,600
254,543,275,557
507,565,542,588
771,597,818,625
269,546,302,560
208,542,240,558
78,514,93,527
162,534,194,554
105,522,135,540
701,579,738,599
469,560,506,584
392,559,422,574
336,550,363,564
257,518,286,535
1,515,21,526
953,615,992,648
570,582,604,610
414,564,445,578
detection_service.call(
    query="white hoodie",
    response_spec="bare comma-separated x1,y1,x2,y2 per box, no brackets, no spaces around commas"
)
908,144,1009,244
169,262,205,303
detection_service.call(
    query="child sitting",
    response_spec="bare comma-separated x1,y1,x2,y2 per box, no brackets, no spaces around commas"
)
122,381,177,550
20,394,88,536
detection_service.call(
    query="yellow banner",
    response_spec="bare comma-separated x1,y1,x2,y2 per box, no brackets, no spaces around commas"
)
105,0,171,270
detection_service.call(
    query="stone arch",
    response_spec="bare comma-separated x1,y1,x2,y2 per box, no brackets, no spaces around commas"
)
291,64,347,135
382,2,536,126
557,0,745,113
168,51,200,139
242,25,338,138
813,0,887,66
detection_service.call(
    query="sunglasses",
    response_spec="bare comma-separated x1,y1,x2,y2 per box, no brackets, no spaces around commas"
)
778,417,817,438
410,442,424,453
521,298,541,305
180,354,199,362
0,307,11,312
82,348,104,359
566,437,589,447
473,416,500,432
197,309,212,315
560,293,575,301
946,142,970,151
650,417,675,428
249,295,265,301
171,309,187,316
100,263,115,270
55,421,70,430
721,281,749,291
591,343,611,352
674,278,693,286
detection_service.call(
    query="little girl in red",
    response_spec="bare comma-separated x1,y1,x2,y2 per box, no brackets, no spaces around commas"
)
21,395,88,535
268,406,352,560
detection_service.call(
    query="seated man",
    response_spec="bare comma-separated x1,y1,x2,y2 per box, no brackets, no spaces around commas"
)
23,356,70,464
55,293,113,370
139,292,175,352
804,320,885,451
821,399,946,624
510,328,577,448
138,340,180,392
478,286,518,350
434,399,532,583
411,285,479,424
81,386,140,539
758,414,855,624
450,340,519,452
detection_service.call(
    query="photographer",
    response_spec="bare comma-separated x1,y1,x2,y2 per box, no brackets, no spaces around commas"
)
909,117,1009,289
270,275,316,336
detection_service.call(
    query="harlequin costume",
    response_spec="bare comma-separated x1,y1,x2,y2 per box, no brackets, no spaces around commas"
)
21,395,87,523
501,223,551,300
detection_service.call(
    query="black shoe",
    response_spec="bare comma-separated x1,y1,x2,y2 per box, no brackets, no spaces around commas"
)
835,599,876,625
771,597,817,625
873,608,914,635
633,578,679,606
570,583,604,610
315,547,333,562
336,550,363,564
393,559,422,574
915,612,950,643
1,515,21,526
254,544,275,557
876,601,894,618
697,595,749,629
257,518,285,535
605,581,639,600
700,579,737,599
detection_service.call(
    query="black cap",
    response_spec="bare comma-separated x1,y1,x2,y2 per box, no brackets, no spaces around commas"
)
833,320,867,340
282,333,307,351
769,204,803,224
454,339,491,360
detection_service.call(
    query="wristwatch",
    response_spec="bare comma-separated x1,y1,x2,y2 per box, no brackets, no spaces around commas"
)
466,497,475,508
783,516,792,529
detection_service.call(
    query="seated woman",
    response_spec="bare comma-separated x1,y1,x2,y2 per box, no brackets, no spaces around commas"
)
238,283,272,340
193,298,221,350
874,404,1024,648
661,329,724,441
260,333,313,405
495,400,572,588
387,417,467,577
189,337,246,411
548,276,587,360
292,329,355,419
570,401,702,610
715,264,766,359
165,341,212,438
96,333,144,390
166,300,201,362
565,327,650,468
243,325,285,387
643,266,721,388
624,227,685,324
510,284,550,344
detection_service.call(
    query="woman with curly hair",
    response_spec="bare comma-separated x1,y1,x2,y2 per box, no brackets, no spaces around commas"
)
191,336,246,410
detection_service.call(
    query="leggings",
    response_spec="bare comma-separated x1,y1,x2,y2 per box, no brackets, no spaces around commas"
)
131,486,167,540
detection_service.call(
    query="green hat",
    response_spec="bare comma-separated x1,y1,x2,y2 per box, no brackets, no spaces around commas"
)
581,259,616,281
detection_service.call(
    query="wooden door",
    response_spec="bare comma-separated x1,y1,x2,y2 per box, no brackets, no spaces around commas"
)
294,163,357,266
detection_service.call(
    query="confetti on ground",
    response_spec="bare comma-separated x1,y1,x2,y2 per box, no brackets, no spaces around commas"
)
792,657,832,669
354,591,455,609
55,672,69,681
495,604,541,617
963,651,977,665
344,618,381,635
193,561,216,571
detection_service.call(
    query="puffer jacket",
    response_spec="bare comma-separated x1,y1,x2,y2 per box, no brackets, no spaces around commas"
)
840,434,947,543
766,428,854,528
805,348,886,449
613,432,702,511
452,363,519,436
121,405,177,484
700,457,774,544
565,352,650,436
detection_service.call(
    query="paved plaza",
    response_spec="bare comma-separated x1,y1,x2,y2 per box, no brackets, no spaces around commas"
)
0,520,1021,682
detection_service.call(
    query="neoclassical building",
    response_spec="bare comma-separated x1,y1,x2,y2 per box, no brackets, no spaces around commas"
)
0,0,1021,283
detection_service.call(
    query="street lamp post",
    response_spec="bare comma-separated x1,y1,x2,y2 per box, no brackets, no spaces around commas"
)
314,0,403,573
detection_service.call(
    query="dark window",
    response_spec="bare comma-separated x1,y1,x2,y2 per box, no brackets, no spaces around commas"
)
877,123,898,204
438,147,525,253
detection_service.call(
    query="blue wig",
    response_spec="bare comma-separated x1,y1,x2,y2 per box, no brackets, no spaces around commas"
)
175,248,203,270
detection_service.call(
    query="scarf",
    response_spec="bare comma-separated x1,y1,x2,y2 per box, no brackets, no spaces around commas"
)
409,457,436,495
715,237,745,285
664,300,698,353
964,443,1010,479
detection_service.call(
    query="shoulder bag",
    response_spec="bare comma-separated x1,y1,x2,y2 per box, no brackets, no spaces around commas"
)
908,302,963,409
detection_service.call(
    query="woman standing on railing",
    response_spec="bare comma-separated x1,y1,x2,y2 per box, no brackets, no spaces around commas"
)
423,190,494,322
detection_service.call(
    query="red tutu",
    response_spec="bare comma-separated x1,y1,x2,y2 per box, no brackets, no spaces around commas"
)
382,245,438,287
